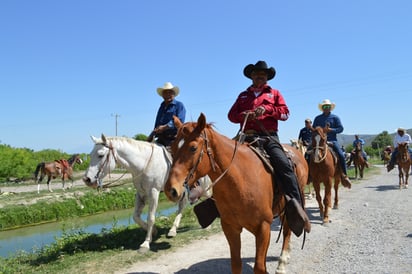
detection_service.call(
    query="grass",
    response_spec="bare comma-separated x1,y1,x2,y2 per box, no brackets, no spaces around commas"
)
0,206,222,274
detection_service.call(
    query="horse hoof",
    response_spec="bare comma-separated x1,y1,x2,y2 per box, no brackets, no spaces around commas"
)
167,230,177,238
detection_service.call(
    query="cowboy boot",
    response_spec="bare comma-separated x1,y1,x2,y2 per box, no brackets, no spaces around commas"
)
387,162,395,172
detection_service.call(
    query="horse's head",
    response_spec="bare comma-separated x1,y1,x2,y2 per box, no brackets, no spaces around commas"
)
397,142,410,162
67,154,83,165
311,126,329,163
165,113,212,202
355,141,362,152
82,134,117,188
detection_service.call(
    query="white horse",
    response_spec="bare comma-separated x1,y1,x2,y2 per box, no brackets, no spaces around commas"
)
82,134,212,252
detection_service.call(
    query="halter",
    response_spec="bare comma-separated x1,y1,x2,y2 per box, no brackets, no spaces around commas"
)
182,116,247,194
94,141,139,189
313,132,328,163
182,130,217,194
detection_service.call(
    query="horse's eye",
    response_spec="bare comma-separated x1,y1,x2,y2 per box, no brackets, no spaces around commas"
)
190,146,197,153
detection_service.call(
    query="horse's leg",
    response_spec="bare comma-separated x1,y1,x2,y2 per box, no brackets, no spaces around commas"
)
355,164,358,179
138,188,160,252
398,167,403,189
167,195,187,237
323,180,332,224
37,173,44,194
313,181,324,220
47,176,53,192
277,221,292,274
221,220,242,274
333,178,340,209
132,192,149,231
253,221,271,274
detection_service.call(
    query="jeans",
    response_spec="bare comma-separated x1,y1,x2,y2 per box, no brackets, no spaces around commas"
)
330,141,348,175
263,136,303,204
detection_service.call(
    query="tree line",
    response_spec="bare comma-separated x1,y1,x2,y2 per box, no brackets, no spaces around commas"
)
0,131,394,183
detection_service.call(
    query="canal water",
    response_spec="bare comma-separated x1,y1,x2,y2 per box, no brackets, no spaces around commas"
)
0,206,177,258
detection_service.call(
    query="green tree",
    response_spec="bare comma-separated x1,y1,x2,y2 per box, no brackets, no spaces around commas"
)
371,131,393,150
133,133,148,141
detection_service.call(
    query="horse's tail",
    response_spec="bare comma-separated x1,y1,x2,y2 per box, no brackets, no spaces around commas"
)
34,162,45,180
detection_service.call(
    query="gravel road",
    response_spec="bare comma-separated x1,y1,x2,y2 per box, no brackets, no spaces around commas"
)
116,165,412,274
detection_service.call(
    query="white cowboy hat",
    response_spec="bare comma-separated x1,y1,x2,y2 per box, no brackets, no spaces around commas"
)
156,82,180,97
318,99,336,112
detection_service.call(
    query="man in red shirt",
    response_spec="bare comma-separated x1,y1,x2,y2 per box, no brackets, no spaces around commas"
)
228,60,310,236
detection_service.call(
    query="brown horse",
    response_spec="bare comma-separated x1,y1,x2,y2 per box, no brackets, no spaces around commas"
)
34,154,83,193
381,150,391,166
308,126,351,225
396,142,410,189
353,141,368,179
164,113,309,274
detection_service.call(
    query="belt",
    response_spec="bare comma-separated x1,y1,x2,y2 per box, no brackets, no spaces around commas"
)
244,130,277,136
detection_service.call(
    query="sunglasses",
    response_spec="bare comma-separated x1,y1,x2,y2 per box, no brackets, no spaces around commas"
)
322,105,331,110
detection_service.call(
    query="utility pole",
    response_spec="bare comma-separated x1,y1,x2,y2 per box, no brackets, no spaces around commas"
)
111,113,120,136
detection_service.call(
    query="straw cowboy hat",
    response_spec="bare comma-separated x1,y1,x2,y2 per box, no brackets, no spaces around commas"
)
397,127,406,132
156,82,180,97
243,60,276,80
318,99,336,111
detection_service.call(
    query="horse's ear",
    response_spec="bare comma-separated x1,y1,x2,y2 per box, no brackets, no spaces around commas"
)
101,134,107,144
91,135,99,144
173,115,183,129
196,113,207,131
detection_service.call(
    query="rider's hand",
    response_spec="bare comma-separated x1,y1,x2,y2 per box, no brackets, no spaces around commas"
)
254,106,265,117
242,111,256,120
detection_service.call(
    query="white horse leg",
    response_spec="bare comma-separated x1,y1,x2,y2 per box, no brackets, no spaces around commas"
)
47,177,53,192
168,196,188,237
133,192,148,230
138,189,160,252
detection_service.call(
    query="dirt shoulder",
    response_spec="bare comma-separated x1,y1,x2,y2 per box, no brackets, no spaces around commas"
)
115,165,412,274
0,173,133,208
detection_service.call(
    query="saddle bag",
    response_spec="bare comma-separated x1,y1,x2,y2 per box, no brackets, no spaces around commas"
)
193,198,220,228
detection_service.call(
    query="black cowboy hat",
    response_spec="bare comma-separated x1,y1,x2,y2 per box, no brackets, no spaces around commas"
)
243,60,276,80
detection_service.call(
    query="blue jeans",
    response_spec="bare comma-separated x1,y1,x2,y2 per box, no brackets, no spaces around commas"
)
330,141,348,175
389,147,412,165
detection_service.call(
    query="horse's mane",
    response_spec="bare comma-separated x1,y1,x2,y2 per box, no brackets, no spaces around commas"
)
104,136,150,149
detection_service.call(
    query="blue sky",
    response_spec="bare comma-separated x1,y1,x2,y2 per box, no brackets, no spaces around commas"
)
1,1,411,154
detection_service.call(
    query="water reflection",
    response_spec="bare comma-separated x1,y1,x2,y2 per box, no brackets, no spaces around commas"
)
0,206,177,258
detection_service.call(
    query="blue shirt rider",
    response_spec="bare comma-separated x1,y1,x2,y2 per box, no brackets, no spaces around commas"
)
148,82,186,147
347,135,369,167
312,99,352,186
298,118,312,147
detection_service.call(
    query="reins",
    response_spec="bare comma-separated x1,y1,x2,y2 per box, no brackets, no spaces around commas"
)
183,114,249,194
313,133,328,163
95,141,156,189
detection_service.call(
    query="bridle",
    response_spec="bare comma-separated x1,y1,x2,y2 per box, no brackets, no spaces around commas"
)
313,131,328,163
93,142,131,188
182,125,243,195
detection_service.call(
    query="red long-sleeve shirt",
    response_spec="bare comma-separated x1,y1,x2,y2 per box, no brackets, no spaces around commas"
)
228,85,290,132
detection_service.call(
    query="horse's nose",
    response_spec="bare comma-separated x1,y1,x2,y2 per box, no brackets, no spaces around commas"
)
83,176,91,185
170,187,179,199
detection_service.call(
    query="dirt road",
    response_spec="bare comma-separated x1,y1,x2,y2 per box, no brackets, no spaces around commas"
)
116,165,412,274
